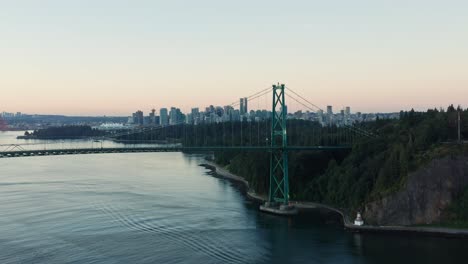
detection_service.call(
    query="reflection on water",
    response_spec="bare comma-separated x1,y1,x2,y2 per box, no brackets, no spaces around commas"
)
1,131,468,263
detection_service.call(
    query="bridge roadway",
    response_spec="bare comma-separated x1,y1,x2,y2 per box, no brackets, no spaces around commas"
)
0,145,351,158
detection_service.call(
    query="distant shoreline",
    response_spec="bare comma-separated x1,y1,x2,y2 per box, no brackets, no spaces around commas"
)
201,160,468,239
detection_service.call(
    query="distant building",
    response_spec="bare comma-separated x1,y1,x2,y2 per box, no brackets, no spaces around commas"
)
240,98,244,115
232,109,241,121
191,108,199,124
239,97,248,115
134,110,144,126
215,106,224,117
149,109,156,125
169,107,177,125
186,113,193,124
317,110,324,125
244,97,248,114
345,106,351,115
160,108,168,125
169,107,183,125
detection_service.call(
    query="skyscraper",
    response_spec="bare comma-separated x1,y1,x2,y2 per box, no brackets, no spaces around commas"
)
326,106,333,126
160,108,168,126
149,109,156,125
189,108,198,125
244,97,248,114
169,107,178,125
239,97,248,115
345,106,351,115
240,98,244,115
135,110,144,126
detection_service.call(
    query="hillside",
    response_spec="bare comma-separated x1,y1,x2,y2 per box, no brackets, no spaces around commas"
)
218,106,468,225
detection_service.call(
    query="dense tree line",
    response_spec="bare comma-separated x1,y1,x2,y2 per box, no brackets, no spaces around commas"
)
308,106,468,212
25,125,107,139
118,120,359,147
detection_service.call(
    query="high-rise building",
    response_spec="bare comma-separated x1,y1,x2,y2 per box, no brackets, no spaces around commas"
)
243,97,248,114
240,98,245,115
160,108,168,125
317,110,324,125
239,97,248,115
135,110,144,126
326,106,333,126
215,106,224,117
186,113,193,124
345,106,351,115
224,105,234,122
191,108,200,125
149,109,156,125
169,107,178,125
191,108,199,120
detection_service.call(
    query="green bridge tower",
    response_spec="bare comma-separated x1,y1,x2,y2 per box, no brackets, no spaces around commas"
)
260,84,298,215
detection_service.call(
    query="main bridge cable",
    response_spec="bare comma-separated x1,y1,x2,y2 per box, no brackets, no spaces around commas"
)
229,90,271,109
99,87,273,146
288,86,372,139
228,87,271,107
286,87,377,138
285,92,377,139
286,93,374,139
110,87,272,141
228,87,272,147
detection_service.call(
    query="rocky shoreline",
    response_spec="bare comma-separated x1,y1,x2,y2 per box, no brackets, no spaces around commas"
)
201,160,468,238
200,161,266,202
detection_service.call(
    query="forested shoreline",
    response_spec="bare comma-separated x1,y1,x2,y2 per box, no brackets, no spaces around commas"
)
119,106,468,221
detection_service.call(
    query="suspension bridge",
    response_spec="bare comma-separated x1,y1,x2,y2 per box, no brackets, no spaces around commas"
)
0,84,374,215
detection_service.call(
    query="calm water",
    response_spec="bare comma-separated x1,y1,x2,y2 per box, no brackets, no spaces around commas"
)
1,131,468,263
0,131,171,151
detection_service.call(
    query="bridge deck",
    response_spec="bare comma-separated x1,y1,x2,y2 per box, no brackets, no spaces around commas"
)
0,146,351,158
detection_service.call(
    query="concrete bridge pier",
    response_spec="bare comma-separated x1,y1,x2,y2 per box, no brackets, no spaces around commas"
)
260,202,298,216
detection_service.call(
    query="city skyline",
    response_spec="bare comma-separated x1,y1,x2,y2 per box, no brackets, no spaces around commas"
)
1,1,468,115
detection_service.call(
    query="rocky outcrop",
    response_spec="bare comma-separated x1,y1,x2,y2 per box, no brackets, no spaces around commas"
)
364,156,468,226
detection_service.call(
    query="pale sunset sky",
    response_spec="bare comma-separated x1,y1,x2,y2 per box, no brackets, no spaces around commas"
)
1,0,467,116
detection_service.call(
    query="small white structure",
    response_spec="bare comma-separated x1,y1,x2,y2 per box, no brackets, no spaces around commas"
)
354,212,364,226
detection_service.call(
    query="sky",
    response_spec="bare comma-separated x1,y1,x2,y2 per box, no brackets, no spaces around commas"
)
1,0,467,116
